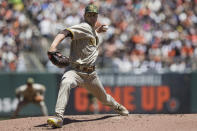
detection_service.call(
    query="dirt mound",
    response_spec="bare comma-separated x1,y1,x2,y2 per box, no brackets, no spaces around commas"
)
0,114,197,131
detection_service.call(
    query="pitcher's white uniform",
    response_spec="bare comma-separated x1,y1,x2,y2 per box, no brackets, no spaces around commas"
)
55,22,120,119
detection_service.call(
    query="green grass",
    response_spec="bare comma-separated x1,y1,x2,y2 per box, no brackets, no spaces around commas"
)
0,117,11,121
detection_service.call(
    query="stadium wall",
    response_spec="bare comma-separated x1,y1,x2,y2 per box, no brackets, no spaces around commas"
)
0,72,195,117
0,72,58,117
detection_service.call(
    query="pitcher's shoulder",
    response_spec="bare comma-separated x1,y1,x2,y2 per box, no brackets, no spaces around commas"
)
69,22,88,28
79,22,92,29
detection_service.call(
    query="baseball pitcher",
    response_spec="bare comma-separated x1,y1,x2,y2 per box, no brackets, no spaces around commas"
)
47,4,129,128
12,78,48,118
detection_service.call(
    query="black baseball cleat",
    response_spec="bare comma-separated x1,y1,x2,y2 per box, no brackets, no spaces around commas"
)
113,104,129,116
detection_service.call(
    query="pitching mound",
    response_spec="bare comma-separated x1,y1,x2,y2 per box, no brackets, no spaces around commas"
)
0,114,197,131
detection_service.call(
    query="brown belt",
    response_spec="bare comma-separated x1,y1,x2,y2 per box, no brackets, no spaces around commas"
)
72,64,95,73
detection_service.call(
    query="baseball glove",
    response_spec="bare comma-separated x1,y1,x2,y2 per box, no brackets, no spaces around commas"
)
34,95,44,102
47,51,70,68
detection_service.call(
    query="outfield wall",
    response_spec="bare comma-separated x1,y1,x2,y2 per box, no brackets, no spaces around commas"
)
63,73,191,114
0,73,59,117
0,72,195,117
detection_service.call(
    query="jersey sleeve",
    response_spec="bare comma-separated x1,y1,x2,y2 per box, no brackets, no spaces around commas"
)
66,23,90,40
34,84,46,94
15,85,25,95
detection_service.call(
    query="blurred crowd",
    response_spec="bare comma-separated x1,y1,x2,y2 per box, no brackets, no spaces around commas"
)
1,0,197,73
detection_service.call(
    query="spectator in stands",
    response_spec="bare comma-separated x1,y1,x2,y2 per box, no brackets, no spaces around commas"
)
1,0,197,73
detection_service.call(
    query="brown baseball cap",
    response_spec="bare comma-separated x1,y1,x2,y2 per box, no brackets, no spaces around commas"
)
85,4,98,14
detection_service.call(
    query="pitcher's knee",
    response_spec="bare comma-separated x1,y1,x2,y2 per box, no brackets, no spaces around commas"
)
100,94,113,105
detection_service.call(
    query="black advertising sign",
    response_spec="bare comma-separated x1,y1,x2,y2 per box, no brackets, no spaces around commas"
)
63,73,191,115
161,73,190,113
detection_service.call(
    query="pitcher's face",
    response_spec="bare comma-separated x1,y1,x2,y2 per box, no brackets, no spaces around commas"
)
84,12,98,27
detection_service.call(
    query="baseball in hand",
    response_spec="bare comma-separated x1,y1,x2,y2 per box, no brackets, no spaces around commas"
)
102,25,109,31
